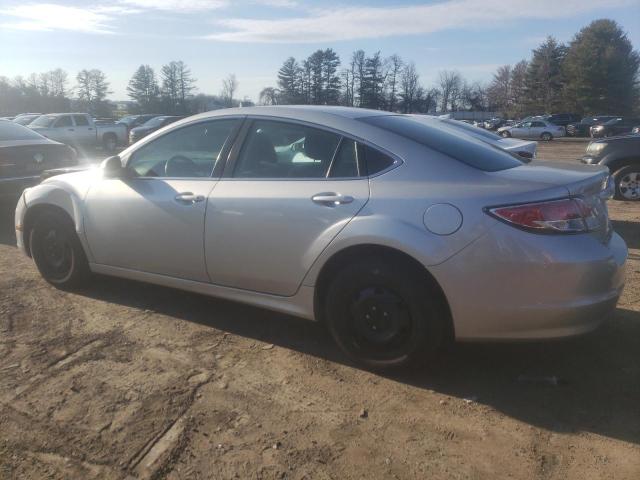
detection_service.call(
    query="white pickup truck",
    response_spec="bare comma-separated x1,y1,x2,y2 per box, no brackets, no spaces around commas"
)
29,113,127,153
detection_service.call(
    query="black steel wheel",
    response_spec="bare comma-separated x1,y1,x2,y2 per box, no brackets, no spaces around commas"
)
30,210,90,288
325,258,446,369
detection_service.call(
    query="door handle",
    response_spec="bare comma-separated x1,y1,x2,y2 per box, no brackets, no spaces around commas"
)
174,192,205,204
311,192,354,206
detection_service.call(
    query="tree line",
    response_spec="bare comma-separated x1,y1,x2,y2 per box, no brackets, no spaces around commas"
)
260,19,639,118
0,59,245,117
1,19,637,119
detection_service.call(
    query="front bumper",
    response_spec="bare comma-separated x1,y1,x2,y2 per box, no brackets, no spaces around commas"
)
430,221,627,341
15,192,28,256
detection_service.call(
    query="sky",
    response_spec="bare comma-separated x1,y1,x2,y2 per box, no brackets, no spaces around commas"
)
1,0,639,102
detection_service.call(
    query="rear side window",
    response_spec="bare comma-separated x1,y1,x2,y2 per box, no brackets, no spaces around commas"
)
531,121,546,127
234,120,341,178
359,144,395,175
361,115,522,172
329,139,360,178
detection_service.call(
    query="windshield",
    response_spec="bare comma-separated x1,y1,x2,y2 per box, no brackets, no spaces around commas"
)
361,115,523,172
30,115,57,127
14,115,39,125
0,120,45,141
141,116,167,128
118,115,137,125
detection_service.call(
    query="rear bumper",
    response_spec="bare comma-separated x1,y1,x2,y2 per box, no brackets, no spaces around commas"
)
430,222,627,341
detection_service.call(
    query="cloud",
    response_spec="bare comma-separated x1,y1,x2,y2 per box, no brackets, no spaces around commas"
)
0,3,130,33
205,0,634,43
118,0,228,12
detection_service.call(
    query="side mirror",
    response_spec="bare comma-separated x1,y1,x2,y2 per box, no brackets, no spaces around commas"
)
101,155,123,178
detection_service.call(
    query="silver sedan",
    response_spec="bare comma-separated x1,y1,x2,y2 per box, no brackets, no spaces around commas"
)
14,106,627,368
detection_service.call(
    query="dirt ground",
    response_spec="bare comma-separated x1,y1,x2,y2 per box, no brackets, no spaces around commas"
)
1,139,639,480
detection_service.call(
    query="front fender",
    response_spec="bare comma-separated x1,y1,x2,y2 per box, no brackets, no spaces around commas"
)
22,182,94,262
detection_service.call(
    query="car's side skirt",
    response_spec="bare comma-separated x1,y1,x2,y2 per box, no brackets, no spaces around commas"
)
89,263,317,321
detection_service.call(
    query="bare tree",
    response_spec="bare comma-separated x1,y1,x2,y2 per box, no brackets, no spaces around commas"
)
400,62,420,113
385,54,403,112
438,70,462,112
221,74,238,107
259,87,279,105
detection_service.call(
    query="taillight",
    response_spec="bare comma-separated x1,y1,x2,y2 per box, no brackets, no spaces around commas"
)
487,198,601,233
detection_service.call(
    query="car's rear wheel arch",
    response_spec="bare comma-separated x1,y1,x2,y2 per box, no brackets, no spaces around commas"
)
314,244,454,341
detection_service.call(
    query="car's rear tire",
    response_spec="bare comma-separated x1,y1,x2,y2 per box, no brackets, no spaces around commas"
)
103,134,118,153
612,165,640,201
325,258,446,369
541,132,553,141
500,131,511,138
29,210,90,289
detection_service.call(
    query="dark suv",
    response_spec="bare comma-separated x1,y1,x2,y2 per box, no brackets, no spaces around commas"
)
581,135,640,200
566,116,617,137
545,113,581,127
590,117,640,138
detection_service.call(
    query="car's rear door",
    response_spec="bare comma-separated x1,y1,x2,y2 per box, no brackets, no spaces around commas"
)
204,118,371,296
84,117,242,282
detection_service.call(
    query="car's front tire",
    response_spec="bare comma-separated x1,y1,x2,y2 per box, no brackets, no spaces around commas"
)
613,165,640,201
500,131,511,138
325,258,446,369
29,210,90,289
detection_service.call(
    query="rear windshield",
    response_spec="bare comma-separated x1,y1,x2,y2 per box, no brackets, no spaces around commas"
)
361,115,523,172
0,121,44,141
438,118,503,141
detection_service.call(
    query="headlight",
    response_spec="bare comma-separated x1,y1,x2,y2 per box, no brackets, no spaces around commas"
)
587,142,607,154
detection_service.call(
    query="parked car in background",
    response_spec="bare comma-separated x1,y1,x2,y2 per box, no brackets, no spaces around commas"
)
15,106,626,368
29,113,127,153
411,116,537,160
581,135,640,201
566,116,617,137
545,113,581,126
483,118,506,130
129,115,184,144
13,113,43,126
498,119,565,141
117,114,160,133
472,120,485,128
0,119,77,203
591,117,640,138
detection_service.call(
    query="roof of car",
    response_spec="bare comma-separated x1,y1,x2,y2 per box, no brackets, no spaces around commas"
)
189,105,393,122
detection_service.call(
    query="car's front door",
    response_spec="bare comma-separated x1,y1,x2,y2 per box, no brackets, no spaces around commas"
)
72,115,94,146
49,115,74,145
529,121,546,139
511,122,529,138
83,118,242,282
205,119,371,296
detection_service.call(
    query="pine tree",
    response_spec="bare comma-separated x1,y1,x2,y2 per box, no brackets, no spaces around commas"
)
524,37,566,114
127,65,160,113
277,57,303,104
563,19,639,115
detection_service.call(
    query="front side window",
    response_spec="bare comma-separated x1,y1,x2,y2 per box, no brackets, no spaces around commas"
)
73,115,89,126
531,121,546,128
54,116,72,127
127,119,239,178
234,120,341,178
